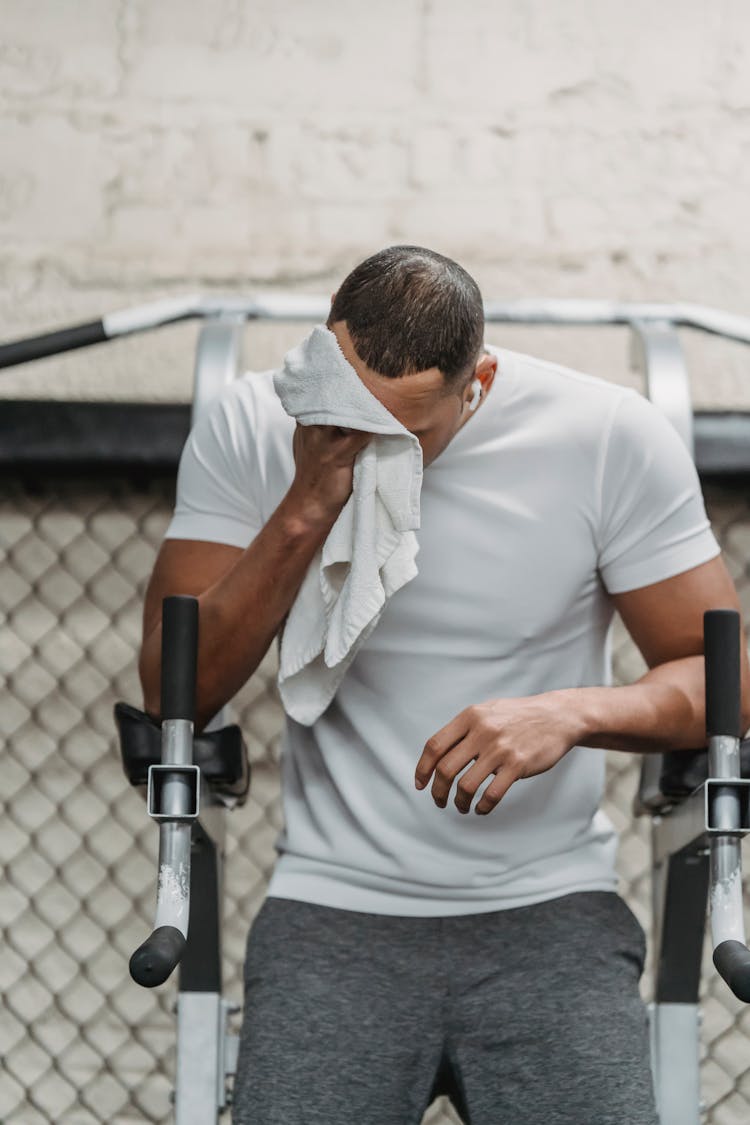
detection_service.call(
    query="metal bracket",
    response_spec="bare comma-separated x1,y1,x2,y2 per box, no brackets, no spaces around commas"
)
705,777,750,835
147,763,200,821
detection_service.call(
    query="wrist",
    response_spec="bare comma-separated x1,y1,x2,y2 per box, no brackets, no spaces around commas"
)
549,686,607,746
552,682,697,753
279,488,341,539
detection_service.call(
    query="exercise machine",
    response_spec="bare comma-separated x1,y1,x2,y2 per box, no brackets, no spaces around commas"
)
3,296,750,1122
635,613,750,1124
114,595,249,1123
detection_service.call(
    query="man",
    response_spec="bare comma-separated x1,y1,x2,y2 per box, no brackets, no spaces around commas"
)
139,245,750,1124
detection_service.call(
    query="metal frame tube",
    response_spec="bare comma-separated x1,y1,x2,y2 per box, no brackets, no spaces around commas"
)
191,315,246,426
155,823,191,938
630,319,694,457
5,295,750,371
708,734,745,948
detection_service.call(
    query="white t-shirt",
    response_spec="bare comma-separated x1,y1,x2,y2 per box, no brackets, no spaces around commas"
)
164,345,721,916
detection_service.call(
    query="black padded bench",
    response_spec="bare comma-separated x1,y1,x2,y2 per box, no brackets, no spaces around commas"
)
114,700,250,806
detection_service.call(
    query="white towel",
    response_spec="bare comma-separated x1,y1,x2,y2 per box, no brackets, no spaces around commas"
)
272,325,424,726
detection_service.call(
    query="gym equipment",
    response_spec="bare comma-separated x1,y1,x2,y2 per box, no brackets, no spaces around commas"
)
3,296,750,1122
635,611,750,1123
114,600,250,1121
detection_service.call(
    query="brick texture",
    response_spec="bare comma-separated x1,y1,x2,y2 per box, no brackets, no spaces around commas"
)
0,0,749,405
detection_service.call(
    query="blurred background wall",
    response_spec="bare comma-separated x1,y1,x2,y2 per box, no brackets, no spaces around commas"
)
1,0,749,405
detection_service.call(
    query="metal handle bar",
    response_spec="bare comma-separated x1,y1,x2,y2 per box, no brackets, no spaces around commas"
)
2,295,750,370
129,595,200,988
705,609,750,1002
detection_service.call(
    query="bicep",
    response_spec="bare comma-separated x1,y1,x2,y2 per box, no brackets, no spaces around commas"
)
611,555,746,668
142,538,244,644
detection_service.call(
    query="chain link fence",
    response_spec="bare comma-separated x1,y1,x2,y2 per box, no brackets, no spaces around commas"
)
1,472,749,1125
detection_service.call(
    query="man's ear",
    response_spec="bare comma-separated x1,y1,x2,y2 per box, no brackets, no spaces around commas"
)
476,351,498,390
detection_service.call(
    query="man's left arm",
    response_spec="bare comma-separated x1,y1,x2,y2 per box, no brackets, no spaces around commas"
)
414,555,750,815
569,554,750,754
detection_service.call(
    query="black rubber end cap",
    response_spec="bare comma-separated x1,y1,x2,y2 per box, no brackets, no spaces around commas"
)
129,924,187,988
704,609,741,738
160,595,199,722
713,939,750,1002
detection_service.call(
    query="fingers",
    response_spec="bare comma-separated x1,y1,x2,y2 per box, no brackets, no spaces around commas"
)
414,705,521,816
425,750,516,816
474,771,516,815
428,741,480,808
348,429,377,452
455,759,515,815
414,709,472,789
341,428,375,450
296,422,374,462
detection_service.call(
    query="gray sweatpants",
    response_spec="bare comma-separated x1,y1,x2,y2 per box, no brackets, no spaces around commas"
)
231,890,660,1124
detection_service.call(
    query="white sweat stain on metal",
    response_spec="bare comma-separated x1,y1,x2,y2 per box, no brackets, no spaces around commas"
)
711,866,746,946
155,862,190,937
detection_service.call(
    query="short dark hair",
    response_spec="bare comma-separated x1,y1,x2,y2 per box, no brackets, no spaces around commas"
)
327,245,485,392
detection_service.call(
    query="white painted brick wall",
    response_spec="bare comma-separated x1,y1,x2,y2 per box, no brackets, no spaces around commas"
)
0,0,749,406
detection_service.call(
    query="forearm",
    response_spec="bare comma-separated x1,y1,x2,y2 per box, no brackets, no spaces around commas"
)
558,655,712,754
139,489,337,731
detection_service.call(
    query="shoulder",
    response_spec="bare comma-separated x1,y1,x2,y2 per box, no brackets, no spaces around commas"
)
213,367,284,420
489,344,630,409
487,345,633,450
198,367,292,445
503,352,691,468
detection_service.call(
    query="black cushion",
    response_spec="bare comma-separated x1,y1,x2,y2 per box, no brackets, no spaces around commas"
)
660,742,750,798
113,701,250,804
635,740,750,815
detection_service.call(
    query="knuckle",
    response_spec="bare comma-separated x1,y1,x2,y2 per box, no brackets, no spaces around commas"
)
456,781,474,800
505,748,523,772
435,764,452,785
472,708,492,733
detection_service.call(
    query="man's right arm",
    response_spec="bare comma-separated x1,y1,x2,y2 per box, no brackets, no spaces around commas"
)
138,422,374,732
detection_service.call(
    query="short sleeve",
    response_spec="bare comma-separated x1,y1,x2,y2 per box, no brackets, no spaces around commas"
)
163,379,264,549
597,389,721,594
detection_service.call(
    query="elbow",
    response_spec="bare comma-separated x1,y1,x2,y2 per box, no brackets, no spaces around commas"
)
194,704,216,737
138,646,222,732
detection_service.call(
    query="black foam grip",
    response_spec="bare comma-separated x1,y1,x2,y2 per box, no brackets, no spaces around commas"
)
0,320,107,369
704,609,741,738
713,940,750,1002
160,595,199,722
129,925,187,987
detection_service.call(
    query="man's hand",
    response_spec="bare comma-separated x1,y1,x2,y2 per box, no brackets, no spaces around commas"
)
288,422,375,524
413,693,585,816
